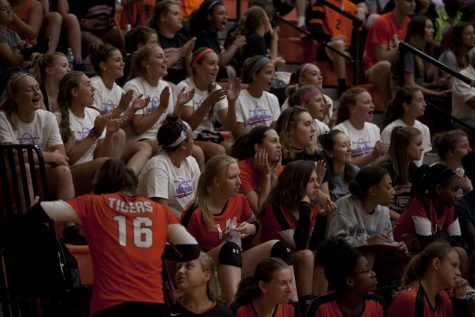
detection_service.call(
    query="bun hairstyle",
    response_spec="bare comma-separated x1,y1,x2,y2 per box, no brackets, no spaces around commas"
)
156,114,191,152
88,43,119,75
241,55,272,84
349,166,388,199
92,159,138,195
125,26,157,53
286,84,320,108
382,85,420,130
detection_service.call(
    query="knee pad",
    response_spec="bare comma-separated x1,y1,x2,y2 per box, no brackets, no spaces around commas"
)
218,241,242,268
270,240,293,265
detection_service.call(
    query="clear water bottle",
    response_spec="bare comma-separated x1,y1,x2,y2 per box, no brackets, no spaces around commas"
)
66,48,74,70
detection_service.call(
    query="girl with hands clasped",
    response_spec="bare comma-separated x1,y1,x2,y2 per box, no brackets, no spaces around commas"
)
181,155,295,306
230,126,282,215
56,71,127,196
124,43,195,155
260,160,328,309
388,242,468,317
176,47,239,159
88,42,153,175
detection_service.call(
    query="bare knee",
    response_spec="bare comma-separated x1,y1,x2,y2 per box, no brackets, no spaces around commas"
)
44,12,62,25
293,249,315,266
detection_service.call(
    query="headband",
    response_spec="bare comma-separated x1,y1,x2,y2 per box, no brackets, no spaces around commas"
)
299,63,312,77
191,48,214,68
300,88,321,103
165,121,191,148
250,57,272,76
208,0,221,11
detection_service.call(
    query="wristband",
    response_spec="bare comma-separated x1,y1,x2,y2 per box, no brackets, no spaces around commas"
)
88,127,101,142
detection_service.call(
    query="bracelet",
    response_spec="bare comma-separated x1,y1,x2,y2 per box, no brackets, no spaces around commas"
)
88,127,101,142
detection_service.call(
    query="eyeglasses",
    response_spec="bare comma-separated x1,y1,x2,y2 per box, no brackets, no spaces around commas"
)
352,269,373,277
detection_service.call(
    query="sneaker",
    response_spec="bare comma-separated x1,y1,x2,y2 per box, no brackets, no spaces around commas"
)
62,225,87,245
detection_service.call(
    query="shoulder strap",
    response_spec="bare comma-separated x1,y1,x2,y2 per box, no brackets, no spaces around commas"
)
415,285,425,317
272,200,291,231
181,202,199,228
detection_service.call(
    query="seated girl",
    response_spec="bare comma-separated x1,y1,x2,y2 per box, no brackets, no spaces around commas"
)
56,71,126,195
306,238,385,317
232,257,300,317
327,166,400,248
378,126,422,221
176,48,240,159
181,155,294,306
318,129,358,201
138,114,200,219
381,86,431,166
230,126,282,215
260,160,328,306
388,242,468,317
286,84,330,138
168,252,233,316
334,88,387,167
233,55,281,138
393,164,463,252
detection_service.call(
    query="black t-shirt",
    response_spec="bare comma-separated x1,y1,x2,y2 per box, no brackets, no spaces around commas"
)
282,149,330,182
167,302,234,317
240,32,268,65
195,30,228,80
159,32,189,84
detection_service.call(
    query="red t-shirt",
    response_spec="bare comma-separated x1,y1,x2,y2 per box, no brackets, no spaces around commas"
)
260,201,317,251
306,292,385,317
393,198,456,242
235,302,297,317
68,193,178,316
238,158,283,194
388,282,453,317
364,11,410,68
181,194,253,251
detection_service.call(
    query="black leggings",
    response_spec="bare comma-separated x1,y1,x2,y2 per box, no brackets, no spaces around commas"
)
92,302,166,317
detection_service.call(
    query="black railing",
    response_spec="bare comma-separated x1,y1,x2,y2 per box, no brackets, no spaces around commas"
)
398,42,475,133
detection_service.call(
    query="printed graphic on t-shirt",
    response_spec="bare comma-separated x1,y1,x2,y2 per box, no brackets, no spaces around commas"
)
102,99,115,114
356,228,377,236
248,109,272,126
193,96,211,121
145,96,160,114
174,178,194,199
18,132,40,145
75,127,91,142
352,138,372,158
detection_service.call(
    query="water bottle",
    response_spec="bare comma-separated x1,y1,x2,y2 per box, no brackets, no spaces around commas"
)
66,48,74,70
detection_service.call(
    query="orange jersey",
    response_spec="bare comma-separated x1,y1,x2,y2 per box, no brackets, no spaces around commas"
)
68,193,179,316
235,302,298,317
307,0,357,50
306,292,385,317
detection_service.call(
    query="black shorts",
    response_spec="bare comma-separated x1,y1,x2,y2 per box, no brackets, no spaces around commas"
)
92,302,166,317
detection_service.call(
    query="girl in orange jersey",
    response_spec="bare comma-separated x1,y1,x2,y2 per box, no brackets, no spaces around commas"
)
28,159,201,317
182,155,294,306
232,257,300,317
306,238,385,317
388,241,468,317
168,252,233,317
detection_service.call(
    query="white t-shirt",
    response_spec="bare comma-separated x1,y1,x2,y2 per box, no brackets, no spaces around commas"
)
55,107,105,165
236,89,280,129
0,110,63,149
380,119,432,166
138,152,200,214
314,119,330,139
175,77,228,137
452,65,475,121
124,77,174,141
91,76,124,114
334,120,380,160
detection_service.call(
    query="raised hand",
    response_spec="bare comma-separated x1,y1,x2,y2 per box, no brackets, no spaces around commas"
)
158,87,171,112
130,95,150,112
315,160,326,185
226,78,241,104
181,37,196,57
204,88,227,106
94,112,113,134
255,149,271,176
117,90,134,113
106,116,128,134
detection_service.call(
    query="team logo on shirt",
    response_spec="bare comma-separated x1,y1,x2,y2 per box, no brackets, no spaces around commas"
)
174,179,193,198
248,109,272,126
145,96,160,114
18,133,40,146
352,138,372,158
75,127,91,143
102,100,115,114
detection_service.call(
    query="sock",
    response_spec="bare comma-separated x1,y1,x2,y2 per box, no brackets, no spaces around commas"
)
297,16,306,27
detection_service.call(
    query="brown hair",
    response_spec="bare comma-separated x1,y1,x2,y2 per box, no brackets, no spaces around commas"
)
57,71,84,143
335,87,367,124
31,52,67,84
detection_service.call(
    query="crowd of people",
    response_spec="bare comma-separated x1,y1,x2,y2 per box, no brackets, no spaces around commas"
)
1,0,475,316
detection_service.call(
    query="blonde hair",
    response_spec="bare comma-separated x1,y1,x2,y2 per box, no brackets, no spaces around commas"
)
197,155,237,230
197,252,222,303
31,52,66,83
0,73,37,131
129,43,160,79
